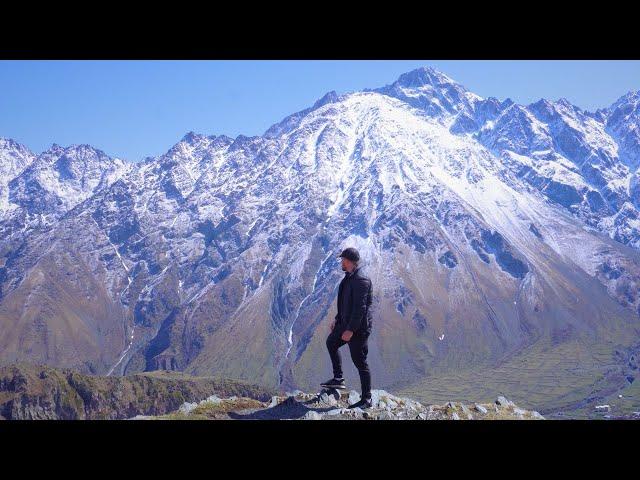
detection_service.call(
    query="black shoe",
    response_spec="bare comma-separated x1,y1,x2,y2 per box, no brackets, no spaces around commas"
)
348,397,372,409
320,377,346,389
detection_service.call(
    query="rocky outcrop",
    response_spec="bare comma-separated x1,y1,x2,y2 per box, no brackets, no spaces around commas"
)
142,388,544,421
0,363,276,420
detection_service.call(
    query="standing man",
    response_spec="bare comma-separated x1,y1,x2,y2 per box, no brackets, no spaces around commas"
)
321,247,373,409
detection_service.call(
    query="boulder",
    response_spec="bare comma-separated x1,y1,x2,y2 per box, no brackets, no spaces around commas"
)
178,402,198,414
203,394,223,404
326,408,346,416
495,396,514,407
377,411,395,420
319,392,338,406
286,390,304,397
303,410,322,420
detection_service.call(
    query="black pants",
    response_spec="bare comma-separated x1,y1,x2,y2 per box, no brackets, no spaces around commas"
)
326,323,371,400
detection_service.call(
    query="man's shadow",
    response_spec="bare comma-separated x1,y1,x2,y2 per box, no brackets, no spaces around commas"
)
227,395,340,420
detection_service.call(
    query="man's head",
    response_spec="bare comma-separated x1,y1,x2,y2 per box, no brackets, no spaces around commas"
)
337,247,360,273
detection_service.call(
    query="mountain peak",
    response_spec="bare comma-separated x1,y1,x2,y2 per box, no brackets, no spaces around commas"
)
394,66,461,89
0,137,33,155
0,137,20,149
609,90,640,112
312,90,339,109
555,97,579,110
48,143,109,158
263,90,341,139
181,131,207,144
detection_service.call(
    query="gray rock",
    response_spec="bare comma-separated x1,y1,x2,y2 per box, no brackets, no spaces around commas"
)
303,410,322,420
178,402,198,414
370,389,392,407
451,412,460,420
474,404,488,414
496,396,514,407
377,411,395,420
319,392,338,406
204,394,223,404
348,390,360,405
286,390,304,397
326,408,346,416
416,412,427,420
268,396,280,408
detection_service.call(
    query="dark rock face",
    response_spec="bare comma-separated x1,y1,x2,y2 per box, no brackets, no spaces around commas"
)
438,251,458,268
543,180,583,208
529,223,543,239
479,229,529,278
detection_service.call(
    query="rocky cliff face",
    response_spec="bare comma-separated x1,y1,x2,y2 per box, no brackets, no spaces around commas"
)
1,67,640,414
0,363,275,420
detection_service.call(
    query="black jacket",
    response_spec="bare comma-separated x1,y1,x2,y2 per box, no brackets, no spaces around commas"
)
335,266,373,333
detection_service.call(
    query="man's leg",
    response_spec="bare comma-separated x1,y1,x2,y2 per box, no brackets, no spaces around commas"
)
326,327,347,379
348,330,371,400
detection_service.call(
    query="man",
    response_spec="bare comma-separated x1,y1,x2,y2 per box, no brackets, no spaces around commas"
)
321,247,373,409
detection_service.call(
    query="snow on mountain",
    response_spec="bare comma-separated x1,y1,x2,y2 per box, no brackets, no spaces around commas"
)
0,138,36,213
606,90,640,170
8,143,130,215
0,143,130,243
373,66,482,118
1,66,640,413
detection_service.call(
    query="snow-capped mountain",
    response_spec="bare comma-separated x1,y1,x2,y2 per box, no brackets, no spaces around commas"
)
1,67,639,412
0,138,36,212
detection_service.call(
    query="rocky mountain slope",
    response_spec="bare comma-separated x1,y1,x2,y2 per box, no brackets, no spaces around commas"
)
0,363,275,420
1,67,640,414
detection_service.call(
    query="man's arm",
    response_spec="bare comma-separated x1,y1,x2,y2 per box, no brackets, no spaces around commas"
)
346,277,371,332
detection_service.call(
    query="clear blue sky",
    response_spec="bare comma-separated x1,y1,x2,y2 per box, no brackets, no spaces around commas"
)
0,60,638,162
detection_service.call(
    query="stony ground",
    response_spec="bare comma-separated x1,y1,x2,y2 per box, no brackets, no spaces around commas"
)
133,388,545,420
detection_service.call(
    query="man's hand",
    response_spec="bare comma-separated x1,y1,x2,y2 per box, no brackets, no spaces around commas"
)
330,320,336,331
341,330,353,342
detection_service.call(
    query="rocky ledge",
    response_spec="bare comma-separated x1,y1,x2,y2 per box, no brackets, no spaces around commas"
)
0,363,276,420
135,389,545,420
